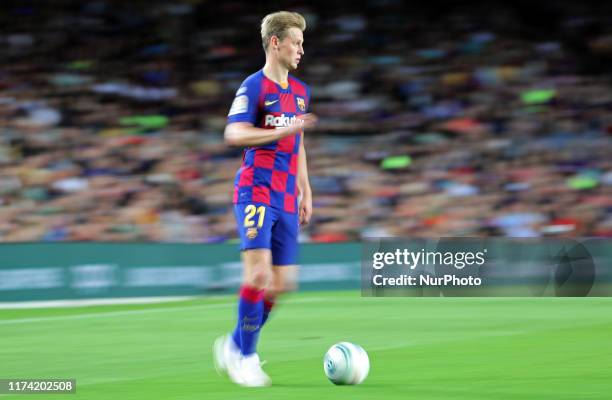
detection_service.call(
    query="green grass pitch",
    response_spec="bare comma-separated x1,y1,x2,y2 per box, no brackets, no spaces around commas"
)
1,291,611,399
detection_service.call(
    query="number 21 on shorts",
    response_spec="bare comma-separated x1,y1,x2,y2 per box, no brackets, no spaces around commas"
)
243,205,266,228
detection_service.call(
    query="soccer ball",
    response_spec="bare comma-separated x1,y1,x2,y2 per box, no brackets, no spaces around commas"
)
323,342,370,385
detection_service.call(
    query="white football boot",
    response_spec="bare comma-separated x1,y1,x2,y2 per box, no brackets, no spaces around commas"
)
213,334,243,384
238,353,271,387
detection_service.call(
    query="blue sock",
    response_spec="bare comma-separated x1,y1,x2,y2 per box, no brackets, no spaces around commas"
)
232,285,264,356
234,295,274,348
261,297,275,326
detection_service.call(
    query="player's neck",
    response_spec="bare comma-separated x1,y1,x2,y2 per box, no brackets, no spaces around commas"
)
262,62,289,86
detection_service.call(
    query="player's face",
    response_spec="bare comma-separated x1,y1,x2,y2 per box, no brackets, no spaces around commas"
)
278,27,304,70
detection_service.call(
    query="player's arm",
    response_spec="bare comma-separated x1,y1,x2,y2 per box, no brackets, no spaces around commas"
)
297,131,313,226
224,116,315,147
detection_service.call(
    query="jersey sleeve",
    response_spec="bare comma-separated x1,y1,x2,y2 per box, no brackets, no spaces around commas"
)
306,84,312,113
227,77,261,125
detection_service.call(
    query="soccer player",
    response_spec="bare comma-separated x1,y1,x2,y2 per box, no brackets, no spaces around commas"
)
213,11,317,387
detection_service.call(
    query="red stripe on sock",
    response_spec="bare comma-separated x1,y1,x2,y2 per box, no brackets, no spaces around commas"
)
239,285,264,303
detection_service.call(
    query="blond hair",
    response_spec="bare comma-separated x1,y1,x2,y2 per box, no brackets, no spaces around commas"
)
261,11,306,51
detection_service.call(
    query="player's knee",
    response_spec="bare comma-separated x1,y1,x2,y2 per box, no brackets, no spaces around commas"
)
251,272,270,289
242,249,273,289
245,266,271,289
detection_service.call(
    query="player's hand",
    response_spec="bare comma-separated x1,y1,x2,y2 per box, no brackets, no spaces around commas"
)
294,113,318,131
298,192,313,226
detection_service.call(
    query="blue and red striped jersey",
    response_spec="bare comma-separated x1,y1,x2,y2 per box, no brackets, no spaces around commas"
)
227,69,311,214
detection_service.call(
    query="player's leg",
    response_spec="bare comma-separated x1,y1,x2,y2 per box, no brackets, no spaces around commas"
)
262,209,300,327
232,248,275,386
214,203,276,386
216,249,272,385
231,249,272,356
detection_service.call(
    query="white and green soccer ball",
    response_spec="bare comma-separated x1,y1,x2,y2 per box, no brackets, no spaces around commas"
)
323,342,370,385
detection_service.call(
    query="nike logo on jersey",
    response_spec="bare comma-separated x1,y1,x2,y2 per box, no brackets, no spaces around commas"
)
264,100,279,106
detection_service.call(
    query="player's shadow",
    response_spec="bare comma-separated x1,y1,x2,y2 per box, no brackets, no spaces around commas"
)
271,383,329,388
272,382,391,389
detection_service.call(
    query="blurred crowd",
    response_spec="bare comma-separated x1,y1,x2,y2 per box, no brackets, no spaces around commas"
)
1,0,611,242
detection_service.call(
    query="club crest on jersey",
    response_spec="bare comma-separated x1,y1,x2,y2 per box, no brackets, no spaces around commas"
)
297,97,306,112
246,227,258,239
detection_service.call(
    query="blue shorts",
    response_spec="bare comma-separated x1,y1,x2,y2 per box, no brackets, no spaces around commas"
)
234,203,299,266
